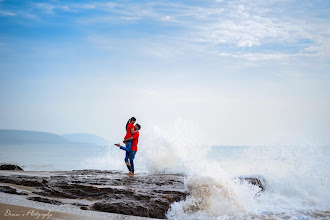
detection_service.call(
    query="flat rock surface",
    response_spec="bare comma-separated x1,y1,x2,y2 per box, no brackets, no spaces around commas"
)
0,169,264,219
0,170,187,219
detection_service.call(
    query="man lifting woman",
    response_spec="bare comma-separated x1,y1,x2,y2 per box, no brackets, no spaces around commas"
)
115,117,141,176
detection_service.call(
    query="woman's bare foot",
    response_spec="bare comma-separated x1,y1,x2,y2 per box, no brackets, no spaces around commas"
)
114,143,120,147
128,172,134,176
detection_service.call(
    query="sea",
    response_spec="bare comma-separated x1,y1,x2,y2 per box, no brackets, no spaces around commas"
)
1,122,329,219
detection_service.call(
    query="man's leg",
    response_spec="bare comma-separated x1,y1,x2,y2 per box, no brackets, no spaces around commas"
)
128,151,136,176
125,151,131,172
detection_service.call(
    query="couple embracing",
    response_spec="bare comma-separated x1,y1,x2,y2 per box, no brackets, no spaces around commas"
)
115,117,141,176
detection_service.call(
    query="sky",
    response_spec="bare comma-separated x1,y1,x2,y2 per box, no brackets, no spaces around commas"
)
0,0,329,146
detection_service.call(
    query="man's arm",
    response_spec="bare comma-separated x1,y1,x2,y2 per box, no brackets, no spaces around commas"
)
124,137,134,142
131,127,137,134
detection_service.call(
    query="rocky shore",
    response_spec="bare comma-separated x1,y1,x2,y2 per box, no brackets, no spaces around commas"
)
0,165,264,219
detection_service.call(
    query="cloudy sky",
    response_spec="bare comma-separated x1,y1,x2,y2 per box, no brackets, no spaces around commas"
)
0,0,329,146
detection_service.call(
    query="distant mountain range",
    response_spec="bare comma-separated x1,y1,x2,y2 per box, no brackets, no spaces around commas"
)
0,129,110,146
62,133,109,145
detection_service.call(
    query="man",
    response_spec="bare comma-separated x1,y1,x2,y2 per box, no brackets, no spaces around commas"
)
115,123,141,176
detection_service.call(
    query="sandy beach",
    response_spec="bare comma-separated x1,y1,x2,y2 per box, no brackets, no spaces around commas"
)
0,202,151,220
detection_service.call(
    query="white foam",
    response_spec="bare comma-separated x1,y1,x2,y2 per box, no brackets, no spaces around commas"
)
83,119,330,219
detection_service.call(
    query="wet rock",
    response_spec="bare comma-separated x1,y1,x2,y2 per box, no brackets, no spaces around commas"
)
0,185,27,195
238,176,265,191
0,170,266,219
0,185,18,194
27,196,63,205
70,202,91,210
92,201,151,217
80,206,90,210
0,164,24,171
92,189,186,219
0,175,44,187
34,183,121,199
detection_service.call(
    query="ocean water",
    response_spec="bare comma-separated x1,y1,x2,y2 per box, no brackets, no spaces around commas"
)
1,120,329,219
0,144,103,171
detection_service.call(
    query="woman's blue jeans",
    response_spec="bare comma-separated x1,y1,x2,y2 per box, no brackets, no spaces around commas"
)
124,141,132,163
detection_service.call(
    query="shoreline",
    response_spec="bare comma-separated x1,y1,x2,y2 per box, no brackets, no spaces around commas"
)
0,169,328,219
0,194,153,220
0,169,187,219
0,168,265,219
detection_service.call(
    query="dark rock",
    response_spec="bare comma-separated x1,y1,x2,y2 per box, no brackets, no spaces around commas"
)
0,185,17,194
93,201,150,217
89,174,187,219
0,170,266,219
237,176,265,192
72,202,87,206
34,183,121,199
0,175,44,187
27,196,63,205
0,185,27,195
0,164,24,171
80,206,90,210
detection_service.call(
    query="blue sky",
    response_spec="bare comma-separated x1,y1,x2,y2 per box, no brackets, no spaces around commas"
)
0,0,329,146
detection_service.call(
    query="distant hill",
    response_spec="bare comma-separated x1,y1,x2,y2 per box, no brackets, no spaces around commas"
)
0,129,69,145
0,129,110,146
62,133,110,146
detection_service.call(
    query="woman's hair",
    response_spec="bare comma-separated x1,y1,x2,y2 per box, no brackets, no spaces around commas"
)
125,117,136,129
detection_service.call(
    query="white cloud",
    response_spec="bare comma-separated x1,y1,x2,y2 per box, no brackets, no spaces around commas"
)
7,0,330,60
34,3,70,14
188,1,328,56
79,0,330,59
0,11,16,16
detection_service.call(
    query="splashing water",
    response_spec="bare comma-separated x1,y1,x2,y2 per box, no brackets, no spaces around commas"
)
83,119,330,219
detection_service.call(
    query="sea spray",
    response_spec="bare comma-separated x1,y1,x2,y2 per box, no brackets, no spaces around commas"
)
82,119,258,218
138,125,183,174
240,142,330,212
82,144,127,171
167,175,247,219
138,119,248,218
140,122,330,218
82,119,330,219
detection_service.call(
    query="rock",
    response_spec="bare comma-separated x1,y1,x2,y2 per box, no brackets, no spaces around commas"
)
80,206,90,210
27,196,63,205
0,164,24,171
91,190,186,219
237,176,265,192
0,170,266,219
0,185,27,195
0,185,17,194
0,175,44,187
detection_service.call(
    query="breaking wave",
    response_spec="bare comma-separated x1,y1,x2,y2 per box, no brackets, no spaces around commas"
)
84,119,330,219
